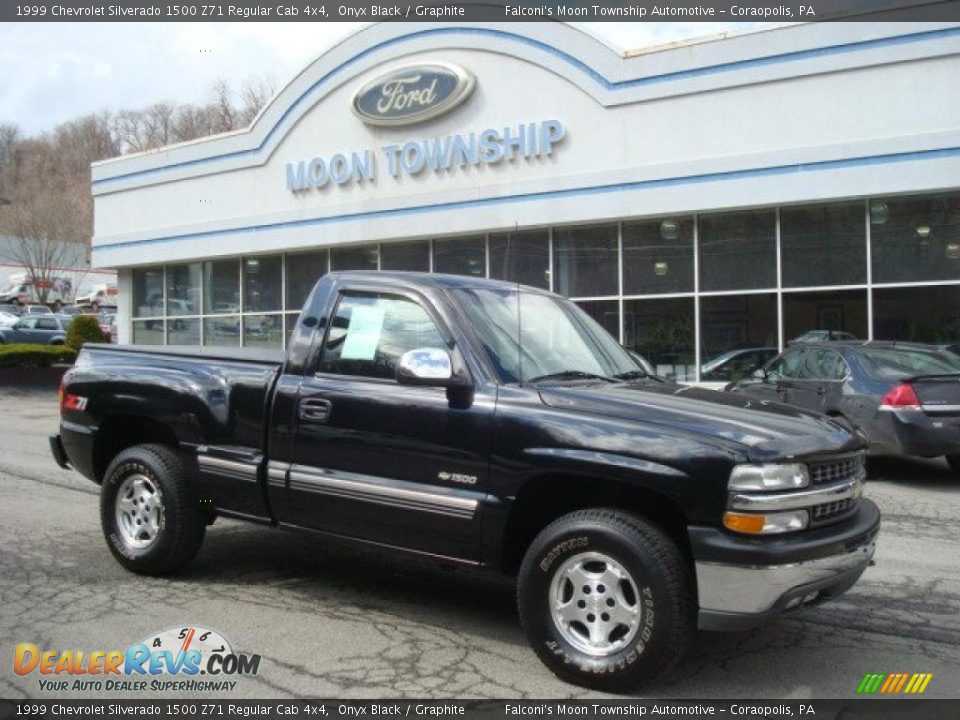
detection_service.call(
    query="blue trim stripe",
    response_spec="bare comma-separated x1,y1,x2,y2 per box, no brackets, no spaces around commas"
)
92,25,960,188
94,144,960,254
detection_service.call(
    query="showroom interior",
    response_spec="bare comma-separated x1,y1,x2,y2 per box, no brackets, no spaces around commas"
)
90,21,960,384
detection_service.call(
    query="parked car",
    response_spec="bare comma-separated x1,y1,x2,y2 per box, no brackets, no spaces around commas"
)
23,304,54,316
0,310,19,328
0,303,21,317
789,330,857,344
701,347,779,383
728,341,960,473
0,315,68,344
52,271,878,691
58,306,88,317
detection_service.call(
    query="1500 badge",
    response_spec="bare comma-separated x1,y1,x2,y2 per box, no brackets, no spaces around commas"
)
438,471,477,485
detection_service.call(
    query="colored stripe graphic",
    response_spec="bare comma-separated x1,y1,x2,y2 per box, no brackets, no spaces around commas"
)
857,673,932,694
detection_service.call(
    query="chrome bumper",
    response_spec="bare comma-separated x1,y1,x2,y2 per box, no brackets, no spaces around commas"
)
696,536,876,630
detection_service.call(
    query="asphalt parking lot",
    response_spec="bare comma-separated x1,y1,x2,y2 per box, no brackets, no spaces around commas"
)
2,387,959,700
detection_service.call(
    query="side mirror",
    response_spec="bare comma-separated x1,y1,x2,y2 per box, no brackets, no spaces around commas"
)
397,347,462,387
752,368,768,380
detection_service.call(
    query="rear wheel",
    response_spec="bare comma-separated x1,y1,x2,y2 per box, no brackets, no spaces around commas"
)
517,508,694,691
100,444,205,575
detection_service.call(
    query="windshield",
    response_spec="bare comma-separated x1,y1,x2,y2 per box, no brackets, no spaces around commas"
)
860,347,960,378
454,288,638,383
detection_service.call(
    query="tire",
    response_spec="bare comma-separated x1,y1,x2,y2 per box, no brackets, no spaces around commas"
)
517,508,695,692
947,455,960,475
100,444,205,576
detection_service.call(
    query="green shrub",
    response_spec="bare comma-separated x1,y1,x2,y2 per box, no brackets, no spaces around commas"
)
65,314,105,350
0,343,77,368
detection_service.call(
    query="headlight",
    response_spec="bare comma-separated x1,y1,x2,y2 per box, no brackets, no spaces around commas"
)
723,510,810,535
728,463,809,492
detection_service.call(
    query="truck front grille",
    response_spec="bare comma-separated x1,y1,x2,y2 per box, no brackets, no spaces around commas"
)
809,454,864,485
810,497,858,524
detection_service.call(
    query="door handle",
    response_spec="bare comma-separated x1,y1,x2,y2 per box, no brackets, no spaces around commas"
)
817,386,827,395
299,398,332,422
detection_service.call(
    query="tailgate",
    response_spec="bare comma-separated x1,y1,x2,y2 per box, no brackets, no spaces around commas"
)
911,374,960,415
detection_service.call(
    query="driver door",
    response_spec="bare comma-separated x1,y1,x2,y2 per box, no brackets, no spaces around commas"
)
277,288,493,562
745,348,806,403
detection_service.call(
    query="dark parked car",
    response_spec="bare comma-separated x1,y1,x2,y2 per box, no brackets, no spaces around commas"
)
51,272,878,690
701,347,778,383
0,315,68,344
729,341,960,473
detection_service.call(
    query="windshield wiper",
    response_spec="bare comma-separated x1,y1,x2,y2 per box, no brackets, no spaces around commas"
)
525,370,618,384
612,369,648,380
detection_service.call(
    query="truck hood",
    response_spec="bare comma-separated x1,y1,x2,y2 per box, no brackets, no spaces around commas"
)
537,381,862,462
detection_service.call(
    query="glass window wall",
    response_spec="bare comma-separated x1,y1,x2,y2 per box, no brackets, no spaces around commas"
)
132,267,164,318
623,218,694,295
119,191,960,370
489,230,550,289
623,297,695,381
554,225,618,297
166,263,201,316
700,294,778,383
380,241,430,272
242,256,282,313
783,290,868,344
203,259,239,315
433,236,485,277
285,251,328,311
331,245,379,271
873,286,960,344
781,203,866,287
871,193,960,284
699,210,776,292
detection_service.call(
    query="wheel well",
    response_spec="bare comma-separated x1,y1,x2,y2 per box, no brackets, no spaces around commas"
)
93,415,180,482
499,474,692,576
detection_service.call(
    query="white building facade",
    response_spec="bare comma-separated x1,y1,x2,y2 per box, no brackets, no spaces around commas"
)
92,21,960,383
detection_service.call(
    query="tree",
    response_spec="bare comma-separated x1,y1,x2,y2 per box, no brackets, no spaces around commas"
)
0,75,276,304
0,136,89,305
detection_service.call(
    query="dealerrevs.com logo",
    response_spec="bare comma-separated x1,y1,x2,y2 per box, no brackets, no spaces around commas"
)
14,625,261,693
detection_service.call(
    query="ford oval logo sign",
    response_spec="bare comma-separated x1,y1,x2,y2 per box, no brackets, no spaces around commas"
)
352,62,475,127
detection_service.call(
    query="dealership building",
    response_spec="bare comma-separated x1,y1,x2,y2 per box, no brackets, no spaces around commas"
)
91,21,960,382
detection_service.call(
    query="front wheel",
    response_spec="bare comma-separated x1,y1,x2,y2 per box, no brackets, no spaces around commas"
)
517,508,695,691
100,444,206,576
947,455,960,475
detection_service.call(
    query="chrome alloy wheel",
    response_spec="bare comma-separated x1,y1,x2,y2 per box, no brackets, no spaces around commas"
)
115,473,164,549
549,551,642,657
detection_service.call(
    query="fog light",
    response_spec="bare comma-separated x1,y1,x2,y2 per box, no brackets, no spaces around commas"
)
723,510,809,535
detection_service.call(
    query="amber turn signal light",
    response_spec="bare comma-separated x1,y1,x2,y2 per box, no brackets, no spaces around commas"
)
723,512,766,534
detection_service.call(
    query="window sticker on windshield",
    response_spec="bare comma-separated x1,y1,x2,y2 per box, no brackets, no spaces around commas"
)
341,303,387,360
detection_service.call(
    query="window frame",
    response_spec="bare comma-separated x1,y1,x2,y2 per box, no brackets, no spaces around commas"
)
765,347,807,379
312,287,457,383
796,347,850,381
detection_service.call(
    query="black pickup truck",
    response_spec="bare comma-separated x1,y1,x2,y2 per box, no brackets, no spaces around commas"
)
51,271,879,690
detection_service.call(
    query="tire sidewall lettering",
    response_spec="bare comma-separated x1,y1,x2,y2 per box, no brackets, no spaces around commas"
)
532,528,659,675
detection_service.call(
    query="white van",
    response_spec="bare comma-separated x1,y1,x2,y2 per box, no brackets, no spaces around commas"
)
0,273,73,309
75,283,118,311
